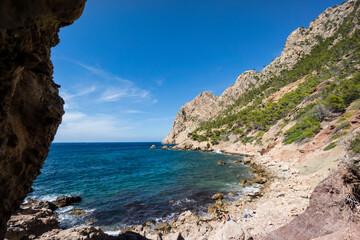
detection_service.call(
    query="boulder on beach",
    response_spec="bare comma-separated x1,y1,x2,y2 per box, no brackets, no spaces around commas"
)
251,176,267,184
199,141,211,150
154,222,171,233
52,195,81,208
214,220,248,240
150,145,156,149
228,192,235,197
217,161,226,166
211,193,224,200
243,157,251,164
26,198,58,211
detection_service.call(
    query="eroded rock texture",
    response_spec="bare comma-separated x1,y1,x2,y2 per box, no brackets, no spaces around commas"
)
261,165,360,240
0,1,86,238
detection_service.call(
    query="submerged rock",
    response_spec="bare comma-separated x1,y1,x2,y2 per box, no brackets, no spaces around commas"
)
217,161,226,166
69,208,86,216
52,195,82,208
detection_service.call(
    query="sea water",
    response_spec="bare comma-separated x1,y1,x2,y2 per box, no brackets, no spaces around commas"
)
28,142,252,234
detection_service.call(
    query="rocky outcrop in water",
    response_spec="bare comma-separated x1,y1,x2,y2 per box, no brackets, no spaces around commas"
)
0,0,86,237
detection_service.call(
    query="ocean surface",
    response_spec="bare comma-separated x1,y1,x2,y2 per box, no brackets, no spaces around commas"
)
28,142,254,234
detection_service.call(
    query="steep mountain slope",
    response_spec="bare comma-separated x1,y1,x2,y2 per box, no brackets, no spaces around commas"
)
163,0,359,145
162,91,219,144
161,1,360,238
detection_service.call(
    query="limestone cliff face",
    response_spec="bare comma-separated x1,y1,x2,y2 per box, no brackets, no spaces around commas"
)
163,0,358,144
163,91,219,144
0,0,86,238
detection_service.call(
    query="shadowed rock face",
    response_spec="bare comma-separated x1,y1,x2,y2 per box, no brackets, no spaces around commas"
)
0,0,86,238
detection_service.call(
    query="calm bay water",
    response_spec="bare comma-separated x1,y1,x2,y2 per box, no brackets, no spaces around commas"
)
29,142,252,233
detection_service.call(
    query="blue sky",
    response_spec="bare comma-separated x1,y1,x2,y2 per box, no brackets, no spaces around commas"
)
52,0,344,142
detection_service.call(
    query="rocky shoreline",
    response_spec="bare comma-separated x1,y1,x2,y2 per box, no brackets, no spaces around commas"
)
6,134,360,240
5,150,271,240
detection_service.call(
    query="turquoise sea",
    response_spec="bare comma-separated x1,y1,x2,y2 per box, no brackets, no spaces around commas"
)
28,142,253,234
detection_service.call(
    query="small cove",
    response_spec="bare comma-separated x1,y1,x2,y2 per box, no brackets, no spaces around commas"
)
28,142,255,233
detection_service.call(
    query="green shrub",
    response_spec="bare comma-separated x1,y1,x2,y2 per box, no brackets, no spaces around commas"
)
350,133,360,154
324,95,346,113
284,116,321,144
324,142,337,151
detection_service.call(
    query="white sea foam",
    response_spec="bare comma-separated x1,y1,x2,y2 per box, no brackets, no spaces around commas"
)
173,198,196,206
104,230,121,236
154,212,177,225
39,194,59,202
212,149,222,154
242,185,260,194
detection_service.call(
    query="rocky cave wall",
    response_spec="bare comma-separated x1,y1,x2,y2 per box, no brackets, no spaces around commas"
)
0,1,86,238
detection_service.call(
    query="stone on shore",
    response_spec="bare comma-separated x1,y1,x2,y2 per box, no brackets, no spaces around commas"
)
211,220,247,240
26,198,58,211
243,157,252,164
6,206,59,239
47,226,110,240
211,193,224,200
251,176,267,184
199,142,211,150
52,195,82,208
154,222,171,234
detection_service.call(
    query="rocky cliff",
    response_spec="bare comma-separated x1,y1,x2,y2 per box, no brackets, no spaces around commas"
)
0,0,86,238
163,91,220,144
163,0,359,144
160,0,360,239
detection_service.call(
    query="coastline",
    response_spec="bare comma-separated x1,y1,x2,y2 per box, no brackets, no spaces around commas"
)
5,136,355,240
6,146,266,239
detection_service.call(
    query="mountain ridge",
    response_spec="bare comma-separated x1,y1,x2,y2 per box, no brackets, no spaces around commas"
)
163,0,359,145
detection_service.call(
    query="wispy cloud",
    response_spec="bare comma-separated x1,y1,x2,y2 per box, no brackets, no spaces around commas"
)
99,86,150,102
73,61,155,103
125,110,148,114
61,86,96,110
55,111,136,142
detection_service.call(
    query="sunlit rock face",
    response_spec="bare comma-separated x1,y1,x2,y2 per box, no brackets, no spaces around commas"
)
163,0,358,145
0,0,86,237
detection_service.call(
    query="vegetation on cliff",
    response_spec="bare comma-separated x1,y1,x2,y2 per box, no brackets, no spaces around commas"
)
190,5,360,145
